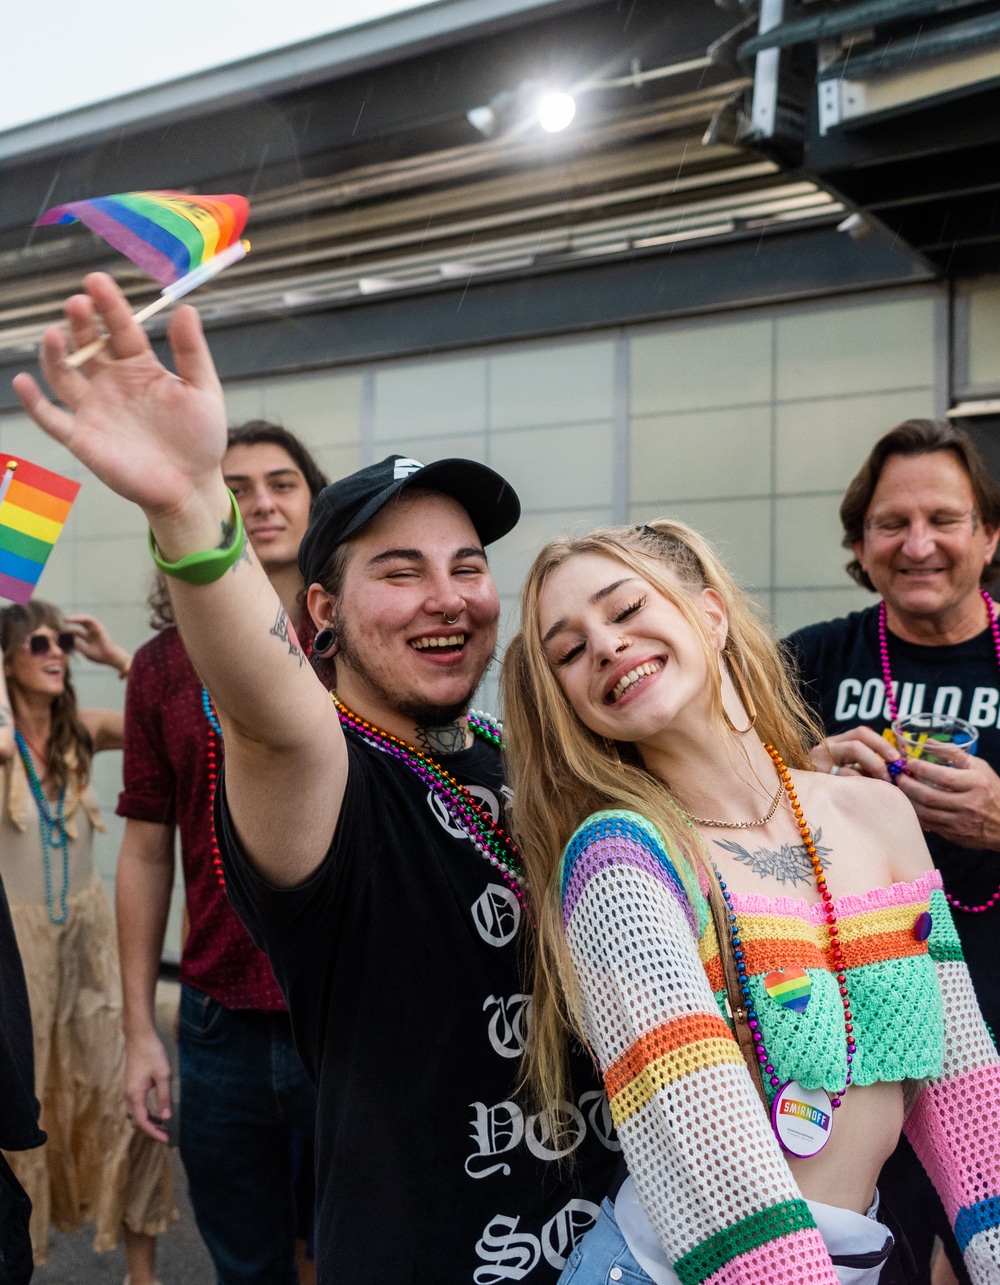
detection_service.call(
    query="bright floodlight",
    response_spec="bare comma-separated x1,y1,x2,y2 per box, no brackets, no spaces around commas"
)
538,91,576,133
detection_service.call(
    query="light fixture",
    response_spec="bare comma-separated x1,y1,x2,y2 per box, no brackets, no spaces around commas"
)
537,91,577,133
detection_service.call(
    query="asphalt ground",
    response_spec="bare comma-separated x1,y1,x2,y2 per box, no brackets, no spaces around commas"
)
29,980,216,1284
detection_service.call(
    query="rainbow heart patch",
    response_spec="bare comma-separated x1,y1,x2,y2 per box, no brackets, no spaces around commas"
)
764,967,812,1012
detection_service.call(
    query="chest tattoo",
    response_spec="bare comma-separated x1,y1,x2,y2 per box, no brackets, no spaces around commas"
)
414,723,467,755
713,827,833,887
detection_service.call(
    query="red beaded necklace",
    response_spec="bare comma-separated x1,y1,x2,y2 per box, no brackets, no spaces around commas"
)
202,689,226,890
878,590,1000,913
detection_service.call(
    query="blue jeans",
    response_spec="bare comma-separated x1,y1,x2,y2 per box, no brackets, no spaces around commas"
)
559,1199,651,1285
178,984,317,1285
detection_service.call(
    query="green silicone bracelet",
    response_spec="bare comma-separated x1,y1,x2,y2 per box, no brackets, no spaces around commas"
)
148,491,246,585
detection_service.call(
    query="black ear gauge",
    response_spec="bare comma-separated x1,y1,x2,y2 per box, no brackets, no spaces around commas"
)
313,627,338,659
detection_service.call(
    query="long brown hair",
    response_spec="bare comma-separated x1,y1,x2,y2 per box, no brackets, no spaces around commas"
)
0,600,92,792
502,520,821,1116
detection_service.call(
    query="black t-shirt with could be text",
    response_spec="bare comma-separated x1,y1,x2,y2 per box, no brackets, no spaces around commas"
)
218,728,619,1285
785,603,1000,1031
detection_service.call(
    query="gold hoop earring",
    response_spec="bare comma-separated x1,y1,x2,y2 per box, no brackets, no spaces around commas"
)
721,650,757,735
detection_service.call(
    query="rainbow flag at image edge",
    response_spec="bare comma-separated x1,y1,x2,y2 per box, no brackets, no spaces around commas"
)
36,190,249,288
0,459,80,604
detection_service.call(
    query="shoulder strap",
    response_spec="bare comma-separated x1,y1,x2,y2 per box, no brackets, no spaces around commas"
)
705,871,770,1114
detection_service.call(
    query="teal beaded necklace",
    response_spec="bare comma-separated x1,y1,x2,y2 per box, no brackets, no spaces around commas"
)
15,729,69,925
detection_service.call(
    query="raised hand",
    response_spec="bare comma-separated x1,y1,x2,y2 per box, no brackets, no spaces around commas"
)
13,273,230,552
66,612,131,674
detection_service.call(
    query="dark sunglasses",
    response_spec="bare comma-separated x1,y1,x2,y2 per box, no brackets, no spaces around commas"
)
26,632,75,657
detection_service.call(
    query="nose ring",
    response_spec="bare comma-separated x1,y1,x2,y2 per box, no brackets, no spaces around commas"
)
617,635,629,651
443,613,459,625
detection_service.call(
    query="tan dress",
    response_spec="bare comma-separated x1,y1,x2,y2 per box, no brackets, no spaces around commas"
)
0,752,176,1263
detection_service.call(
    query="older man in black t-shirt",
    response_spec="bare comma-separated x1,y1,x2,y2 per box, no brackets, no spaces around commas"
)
785,418,1000,1285
13,275,618,1285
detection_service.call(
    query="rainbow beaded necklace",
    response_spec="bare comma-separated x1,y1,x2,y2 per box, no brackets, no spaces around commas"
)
674,745,854,1151
15,729,69,925
879,591,1000,913
200,688,227,891
332,694,527,910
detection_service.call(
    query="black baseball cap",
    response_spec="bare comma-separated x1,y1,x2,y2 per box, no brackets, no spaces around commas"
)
298,454,521,586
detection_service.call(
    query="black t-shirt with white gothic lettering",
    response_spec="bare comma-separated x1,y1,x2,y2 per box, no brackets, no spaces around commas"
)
785,603,1000,1031
217,727,619,1285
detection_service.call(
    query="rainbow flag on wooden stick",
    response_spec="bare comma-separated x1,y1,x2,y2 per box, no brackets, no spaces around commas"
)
37,190,249,287
0,459,80,604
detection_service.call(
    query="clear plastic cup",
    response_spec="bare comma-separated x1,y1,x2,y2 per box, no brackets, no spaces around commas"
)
892,713,979,767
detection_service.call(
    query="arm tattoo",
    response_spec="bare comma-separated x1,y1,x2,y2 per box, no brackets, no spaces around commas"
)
713,828,832,887
414,723,468,755
269,607,305,667
231,535,252,572
219,516,237,548
0,704,10,728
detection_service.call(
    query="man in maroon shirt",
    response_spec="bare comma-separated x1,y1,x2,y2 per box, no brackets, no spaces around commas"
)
116,421,328,1285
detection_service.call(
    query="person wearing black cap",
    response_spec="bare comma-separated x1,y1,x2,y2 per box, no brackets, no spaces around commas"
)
13,275,619,1284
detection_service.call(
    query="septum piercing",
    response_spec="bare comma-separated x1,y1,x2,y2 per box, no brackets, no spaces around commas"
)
443,613,460,625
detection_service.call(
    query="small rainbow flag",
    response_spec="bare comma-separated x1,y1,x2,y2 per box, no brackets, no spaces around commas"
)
0,459,80,604
36,191,249,288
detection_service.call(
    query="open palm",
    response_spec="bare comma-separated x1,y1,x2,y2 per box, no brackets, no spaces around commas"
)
13,273,228,521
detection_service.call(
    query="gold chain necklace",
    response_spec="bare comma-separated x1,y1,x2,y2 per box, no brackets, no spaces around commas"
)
683,779,784,828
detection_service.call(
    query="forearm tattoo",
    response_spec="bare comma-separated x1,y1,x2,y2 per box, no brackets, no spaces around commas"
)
713,828,832,887
269,606,305,666
414,723,467,755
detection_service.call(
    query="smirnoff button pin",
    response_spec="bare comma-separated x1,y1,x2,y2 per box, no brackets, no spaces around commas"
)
771,1080,834,1158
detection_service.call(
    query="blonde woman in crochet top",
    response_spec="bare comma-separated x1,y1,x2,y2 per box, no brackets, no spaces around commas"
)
503,520,1000,1285
0,601,174,1283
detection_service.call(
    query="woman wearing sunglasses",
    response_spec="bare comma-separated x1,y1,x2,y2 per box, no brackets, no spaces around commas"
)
0,600,173,1284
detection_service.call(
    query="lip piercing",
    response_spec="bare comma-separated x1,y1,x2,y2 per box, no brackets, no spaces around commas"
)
443,613,459,625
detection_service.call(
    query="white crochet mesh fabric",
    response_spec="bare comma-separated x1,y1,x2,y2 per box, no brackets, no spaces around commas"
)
562,816,840,1284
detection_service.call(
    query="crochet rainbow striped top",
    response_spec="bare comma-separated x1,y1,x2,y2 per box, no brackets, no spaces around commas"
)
560,809,1000,1285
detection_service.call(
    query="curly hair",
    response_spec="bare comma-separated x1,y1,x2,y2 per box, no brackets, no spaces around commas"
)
0,600,92,792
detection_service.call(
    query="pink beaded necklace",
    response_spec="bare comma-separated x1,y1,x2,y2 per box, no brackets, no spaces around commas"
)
878,590,1000,914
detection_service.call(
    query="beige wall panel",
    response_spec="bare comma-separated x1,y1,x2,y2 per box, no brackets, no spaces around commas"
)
773,586,878,637
72,477,149,540
631,405,772,503
489,340,615,428
222,381,267,425
73,536,151,605
968,281,1000,390
775,387,936,495
630,497,772,589
775,494,854,588
33,542,75,607
374,357,487,439
630,318,772,416
776,298,934,401
487,507,615,603
314,443,362,485
489,423,614,511
0,414,82,477
262,370,364,446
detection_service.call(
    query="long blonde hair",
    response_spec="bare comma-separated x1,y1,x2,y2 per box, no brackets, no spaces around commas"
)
502,520,822,1115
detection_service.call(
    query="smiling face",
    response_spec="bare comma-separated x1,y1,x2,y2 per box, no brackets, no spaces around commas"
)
855,451,1000,631
222,442,313,574
326,490,501,729
537,549,727,749
5,624,70,704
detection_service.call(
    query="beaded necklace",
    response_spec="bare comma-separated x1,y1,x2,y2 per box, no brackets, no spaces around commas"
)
15,729,69,925
677,745,854,1153
879,591,1000,913
332,695,527,910
200,689,226,891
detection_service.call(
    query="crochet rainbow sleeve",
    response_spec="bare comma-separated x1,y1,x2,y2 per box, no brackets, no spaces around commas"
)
903,887,1000,1281
561,811,839,1285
